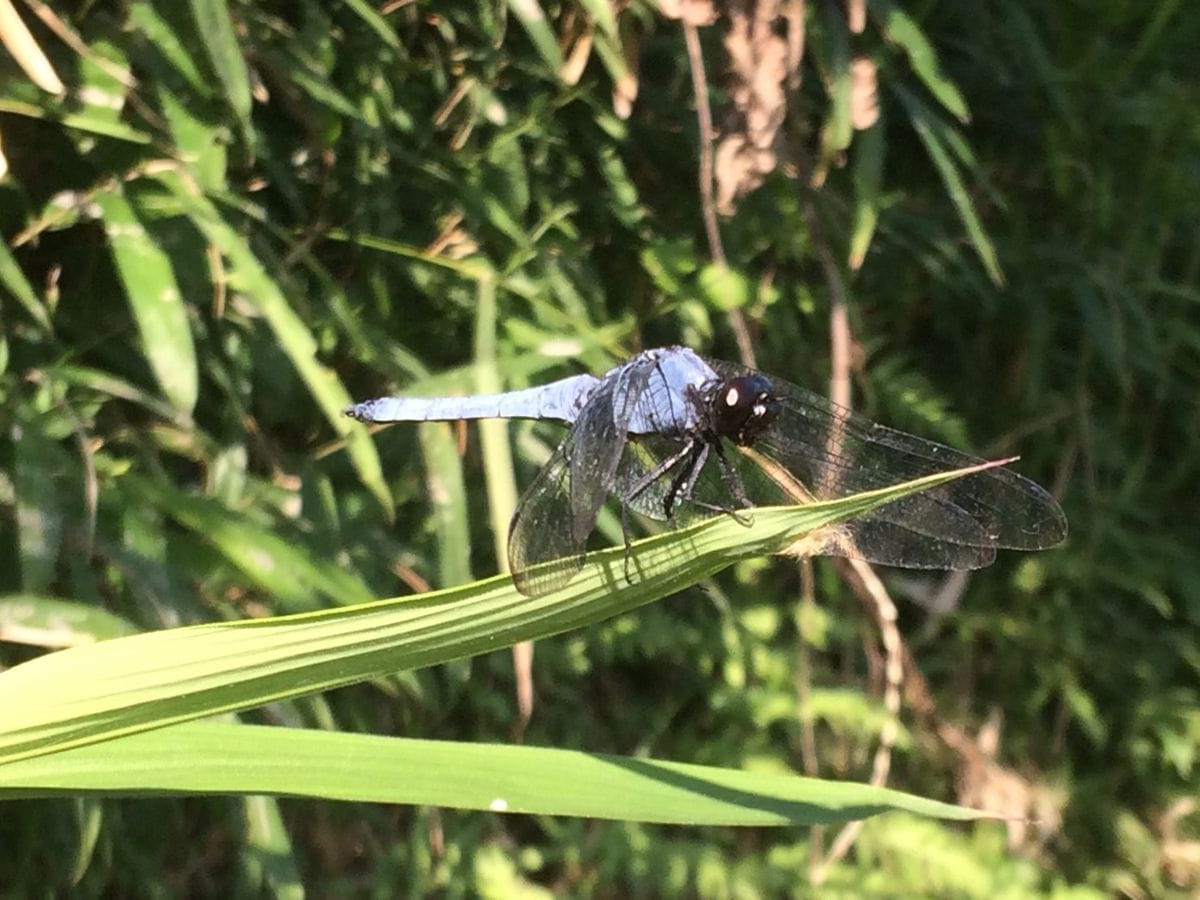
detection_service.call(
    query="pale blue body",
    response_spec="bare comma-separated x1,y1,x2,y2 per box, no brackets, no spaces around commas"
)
346,346,717,435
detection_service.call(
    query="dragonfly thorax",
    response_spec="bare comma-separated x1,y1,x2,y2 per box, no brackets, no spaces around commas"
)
707,374,781,446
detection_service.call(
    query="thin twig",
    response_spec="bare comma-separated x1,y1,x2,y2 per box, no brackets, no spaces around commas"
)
21,0,134,87
683,20,724,268
682,19,757,367
801,191,903,885
809,558,904,884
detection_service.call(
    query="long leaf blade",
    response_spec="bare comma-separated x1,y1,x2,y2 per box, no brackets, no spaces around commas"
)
0,721,987,827
0,462,1004,765
507,0,564,73
895,85,1004,286
93,186,199,415
187,0,253,149
0,239,52,332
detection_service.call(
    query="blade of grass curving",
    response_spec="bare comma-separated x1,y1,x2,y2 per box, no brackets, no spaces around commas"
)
506,0,564,74
321,228,493,280
341,0,402,51
93,186,198,416
187,0,253,151
0,239,52,332
894,84,1004,286
0,462,1005,766
283,65,363,121
0,98,152,144
0,595,137,649
123,475,375,611
54,364,193,427
871,0,970,123
0,721,988,827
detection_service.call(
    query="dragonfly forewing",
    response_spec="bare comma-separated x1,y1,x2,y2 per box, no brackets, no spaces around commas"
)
705,358,1066,569
508,357,658,594
565,357,656,545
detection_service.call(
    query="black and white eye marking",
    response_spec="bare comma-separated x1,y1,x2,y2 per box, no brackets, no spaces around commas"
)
712,374,780,445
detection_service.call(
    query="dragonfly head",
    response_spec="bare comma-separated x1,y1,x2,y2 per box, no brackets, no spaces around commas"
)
710,374,780,446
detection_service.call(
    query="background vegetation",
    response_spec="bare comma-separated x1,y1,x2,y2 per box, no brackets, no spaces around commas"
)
1,0,1197,895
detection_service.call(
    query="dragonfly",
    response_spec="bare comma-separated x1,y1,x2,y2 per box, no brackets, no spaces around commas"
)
346,346,1067,596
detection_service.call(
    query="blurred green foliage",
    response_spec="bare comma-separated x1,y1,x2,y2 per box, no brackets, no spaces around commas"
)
1,0,1197,896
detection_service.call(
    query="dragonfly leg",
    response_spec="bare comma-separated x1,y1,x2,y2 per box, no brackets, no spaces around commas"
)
681,439,754,525
624,438,697,508
619,438,694,580
621,502,635,584
712,439,752,506
666,441,710,519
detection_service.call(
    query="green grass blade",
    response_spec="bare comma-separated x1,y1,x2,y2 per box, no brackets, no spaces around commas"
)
341,0,402,50
0,239,52,332
577,0,619,40
240,794,303,899
0,98,153,144
871,0,970,123
506,0,564,74
54,364,192,427
123,476,375,611
322,229,493,280
418,422,474,587
93,186,199,416
0,721,987,827
187,0,253,150
849,119,885,270
0,595,137,648
129,3,229,189
0,462,1002,766
10,417,66,594
894,85,1004,286
474,278,520,572
815,2,853,181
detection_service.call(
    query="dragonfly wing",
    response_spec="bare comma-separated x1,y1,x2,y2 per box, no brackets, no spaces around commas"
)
565,357,656,542
507,357,656,595
706,358,1067,569
507,434,586,596
753,410,998,570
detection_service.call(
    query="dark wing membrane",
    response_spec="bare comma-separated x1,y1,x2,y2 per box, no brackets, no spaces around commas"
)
565,357,655,544
705,358,1067,570
508,357,657,596
507,435,587,596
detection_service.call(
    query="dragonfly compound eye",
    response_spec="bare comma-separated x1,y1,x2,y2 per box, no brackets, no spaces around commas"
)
714,375,779,445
